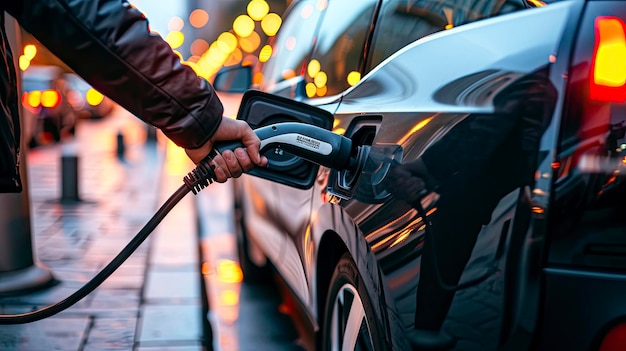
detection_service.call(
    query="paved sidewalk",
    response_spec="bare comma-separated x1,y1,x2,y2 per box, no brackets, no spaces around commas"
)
0,108,210,351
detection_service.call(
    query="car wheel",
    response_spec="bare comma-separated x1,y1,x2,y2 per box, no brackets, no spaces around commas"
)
322,253,385,351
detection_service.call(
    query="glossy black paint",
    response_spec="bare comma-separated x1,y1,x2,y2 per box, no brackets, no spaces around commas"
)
236,0,626,350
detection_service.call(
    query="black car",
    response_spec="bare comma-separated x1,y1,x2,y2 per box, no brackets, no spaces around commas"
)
220,0,626,350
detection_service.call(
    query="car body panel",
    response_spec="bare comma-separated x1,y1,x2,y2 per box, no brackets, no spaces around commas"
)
235,0,626,349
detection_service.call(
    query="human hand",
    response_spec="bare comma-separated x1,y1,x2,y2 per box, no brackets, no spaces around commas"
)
185,117,268,183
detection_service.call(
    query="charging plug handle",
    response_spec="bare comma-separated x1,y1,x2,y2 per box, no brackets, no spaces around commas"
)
213,122,356,172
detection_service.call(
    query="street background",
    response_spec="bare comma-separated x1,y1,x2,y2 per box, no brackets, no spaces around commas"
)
0,107,305,351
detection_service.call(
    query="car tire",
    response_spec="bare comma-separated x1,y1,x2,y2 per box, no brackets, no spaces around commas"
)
321,253,386,351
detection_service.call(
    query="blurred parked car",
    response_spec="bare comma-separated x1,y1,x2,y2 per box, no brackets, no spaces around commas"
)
21,65,77,146
218,0,626,350
63,73,115,119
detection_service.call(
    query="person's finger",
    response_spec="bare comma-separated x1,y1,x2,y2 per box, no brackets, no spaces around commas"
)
239,124,267,166
211,154,232,183
221,149,244,178
234,148,254,172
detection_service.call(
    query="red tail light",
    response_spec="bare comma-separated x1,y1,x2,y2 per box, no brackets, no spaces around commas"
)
590,17,626,103
599,323,626,351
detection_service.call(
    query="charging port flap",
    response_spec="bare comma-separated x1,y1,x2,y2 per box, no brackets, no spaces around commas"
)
236,90,335,189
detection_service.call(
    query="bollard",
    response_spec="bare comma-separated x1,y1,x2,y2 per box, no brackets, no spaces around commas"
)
116,131,126,159
61,141,80,202
145,124,157,143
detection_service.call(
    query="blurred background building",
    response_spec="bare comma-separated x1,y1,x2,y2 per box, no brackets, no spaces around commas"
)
18,0,292,81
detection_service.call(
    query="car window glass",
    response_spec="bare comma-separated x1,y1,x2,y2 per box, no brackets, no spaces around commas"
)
259,0,324,92
367,0,533,72
305,0,378,98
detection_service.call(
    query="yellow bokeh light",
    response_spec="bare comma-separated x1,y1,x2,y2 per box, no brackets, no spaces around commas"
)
23,44,37,60
189,9,209,28
168,16,184,32
40,90,59,108
165,31,185,49
233,15,255,38
307,59,321,78
259,44,272,62
314,71,327,88
347,71,361,86
261,13,282,36
217,260,243,283
317,0,328,11
190,39,210,57
247,0,270,21
165,140,190,176
218,32,238,53
86,88,104,106
27,90,41,107
305,82,317,97
239,31,261,53
19,55,30,71
220,290,239,306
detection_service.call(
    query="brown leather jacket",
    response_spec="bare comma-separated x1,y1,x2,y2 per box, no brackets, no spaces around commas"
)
1,0,224,192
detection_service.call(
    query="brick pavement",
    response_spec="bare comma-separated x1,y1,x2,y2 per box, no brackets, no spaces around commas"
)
0,108,210,351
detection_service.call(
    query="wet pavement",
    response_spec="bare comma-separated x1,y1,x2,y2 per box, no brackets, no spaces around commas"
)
0,107,208,350
0,107,304,350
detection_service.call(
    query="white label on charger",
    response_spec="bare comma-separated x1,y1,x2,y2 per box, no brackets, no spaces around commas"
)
261,133,332,155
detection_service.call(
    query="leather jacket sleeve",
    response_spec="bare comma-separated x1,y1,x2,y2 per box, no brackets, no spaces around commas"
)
7,0,223,149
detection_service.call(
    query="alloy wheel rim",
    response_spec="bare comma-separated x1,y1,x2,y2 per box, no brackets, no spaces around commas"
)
329,283,375,351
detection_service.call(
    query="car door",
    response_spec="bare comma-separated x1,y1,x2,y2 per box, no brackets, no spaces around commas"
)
322,2,578,349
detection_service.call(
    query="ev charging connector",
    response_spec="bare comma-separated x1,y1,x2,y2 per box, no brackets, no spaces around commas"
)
0,122,362,324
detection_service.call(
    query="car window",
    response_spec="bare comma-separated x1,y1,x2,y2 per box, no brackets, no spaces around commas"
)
305,0,378,98
367,0,535,71
259,0,324,92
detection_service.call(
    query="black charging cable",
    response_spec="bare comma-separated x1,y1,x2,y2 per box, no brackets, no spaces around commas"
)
0,155,219,324
411,191,496,292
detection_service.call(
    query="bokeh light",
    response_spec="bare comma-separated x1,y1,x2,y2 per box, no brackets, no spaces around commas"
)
239,31,261,53
301,4,314,19
168,16,184,32
233,15,255,38
40,90,60,108
23,45,37,60
261,13,282,36
189,9,209,28
285,36,296,51
347,71,361,86
305,82,316,97
86,88,104,106
259,44,272,62
165,31,185,49
19,56,30,71
307,59,321,78
190,39,210,57
218,32,239,53
314,71,327,88
247,0,270,21
317,0,328,11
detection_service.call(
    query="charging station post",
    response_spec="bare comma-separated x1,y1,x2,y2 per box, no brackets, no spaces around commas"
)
0,16,54,294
